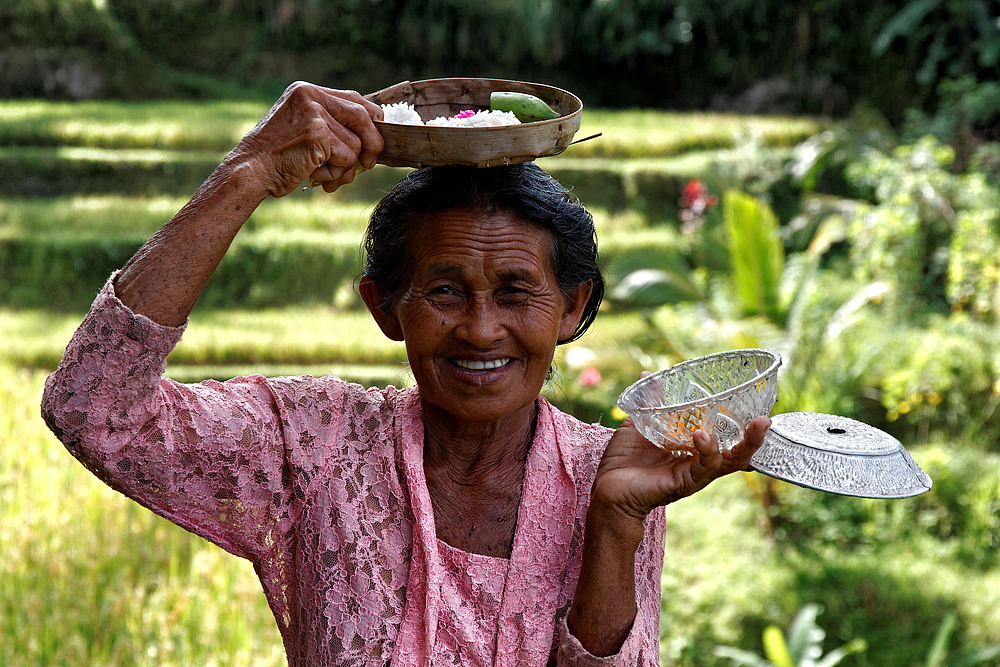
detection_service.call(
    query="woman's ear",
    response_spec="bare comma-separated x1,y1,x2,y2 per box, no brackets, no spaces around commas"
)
359,275,404,341
558,280,594,342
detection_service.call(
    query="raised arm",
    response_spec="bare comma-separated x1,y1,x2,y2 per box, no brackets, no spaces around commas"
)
566,416,771,660
115,82,384,326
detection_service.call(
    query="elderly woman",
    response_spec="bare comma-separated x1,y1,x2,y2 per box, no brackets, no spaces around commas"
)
41,82,769,666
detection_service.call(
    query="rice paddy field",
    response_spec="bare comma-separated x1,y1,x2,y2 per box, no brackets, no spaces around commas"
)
3,100,999,666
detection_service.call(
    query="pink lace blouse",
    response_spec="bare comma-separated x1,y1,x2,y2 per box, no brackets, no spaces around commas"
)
41,278,667,667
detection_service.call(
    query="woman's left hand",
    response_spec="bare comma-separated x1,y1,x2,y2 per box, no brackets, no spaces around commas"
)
567,410,770,656
590,414,771,525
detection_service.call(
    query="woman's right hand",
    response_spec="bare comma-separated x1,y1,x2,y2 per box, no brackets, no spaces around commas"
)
232,81,385,198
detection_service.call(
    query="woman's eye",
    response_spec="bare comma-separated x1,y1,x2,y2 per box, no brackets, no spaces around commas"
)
430,285,457,296
497,287,530,303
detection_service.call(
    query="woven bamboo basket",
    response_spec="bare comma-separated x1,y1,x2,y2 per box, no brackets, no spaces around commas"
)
364,78,583,168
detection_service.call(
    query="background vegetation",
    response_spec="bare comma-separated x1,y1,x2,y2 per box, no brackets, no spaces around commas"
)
3,0,998,119
2,1,1000,666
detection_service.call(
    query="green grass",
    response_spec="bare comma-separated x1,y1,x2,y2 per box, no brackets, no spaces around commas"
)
0,100,823,158
0,365,285,667
5,363,998,667
570,109,823,159
0,100,269,150
0,195,378,239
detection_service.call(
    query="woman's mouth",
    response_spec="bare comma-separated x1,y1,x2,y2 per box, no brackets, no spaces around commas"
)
451,357,511,371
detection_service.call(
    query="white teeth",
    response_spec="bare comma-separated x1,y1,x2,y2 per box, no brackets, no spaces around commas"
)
454,358,510,370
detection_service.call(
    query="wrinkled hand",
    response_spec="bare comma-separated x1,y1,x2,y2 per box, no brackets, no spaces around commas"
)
231,81,384,198
592,414,771,524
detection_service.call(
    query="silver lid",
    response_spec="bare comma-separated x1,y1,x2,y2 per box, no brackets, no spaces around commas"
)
749,412,933,498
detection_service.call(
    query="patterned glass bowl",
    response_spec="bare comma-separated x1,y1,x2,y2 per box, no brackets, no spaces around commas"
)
617,349,782,452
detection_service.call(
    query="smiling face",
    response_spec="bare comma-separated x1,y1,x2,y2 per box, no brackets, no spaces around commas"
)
361,207,591,428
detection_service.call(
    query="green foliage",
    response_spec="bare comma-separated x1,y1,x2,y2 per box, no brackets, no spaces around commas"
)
846,136,1000,319
902,76,1000,164
869,314,1000,443
0,0,930,115
723,190,786,325
872,0,1000,85
714,603,867,667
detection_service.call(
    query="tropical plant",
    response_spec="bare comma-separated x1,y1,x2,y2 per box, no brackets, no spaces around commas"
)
923,611,1000,667
845,135,1000,322
713,603,867,667
872,0,1000,85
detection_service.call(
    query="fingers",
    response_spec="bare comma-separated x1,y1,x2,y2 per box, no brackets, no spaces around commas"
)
312,86,385,170
689,429,723,480
244,82,386,197
730,416,771,471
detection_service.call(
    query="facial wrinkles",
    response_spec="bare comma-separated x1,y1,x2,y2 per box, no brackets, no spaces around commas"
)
397,224,564,345
390,208,577,427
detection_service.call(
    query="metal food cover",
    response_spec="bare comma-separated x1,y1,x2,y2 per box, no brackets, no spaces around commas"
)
749,412,933,498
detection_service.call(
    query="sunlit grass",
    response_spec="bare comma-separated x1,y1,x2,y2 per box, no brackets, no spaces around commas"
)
0,195,378,238
0,306,406,369
1,100,823,158
575,109,824,158
0,365,285,667
0,100,269,150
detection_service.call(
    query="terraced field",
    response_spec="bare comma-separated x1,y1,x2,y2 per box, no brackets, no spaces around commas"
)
1,101,821,395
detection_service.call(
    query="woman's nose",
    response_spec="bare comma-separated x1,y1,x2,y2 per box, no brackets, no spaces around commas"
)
453,297,506,346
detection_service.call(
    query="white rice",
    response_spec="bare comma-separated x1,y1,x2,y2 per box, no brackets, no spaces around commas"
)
380,102,424,125
380,103,520,127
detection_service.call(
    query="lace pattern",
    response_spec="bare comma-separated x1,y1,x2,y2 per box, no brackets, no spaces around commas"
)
41,275,666,667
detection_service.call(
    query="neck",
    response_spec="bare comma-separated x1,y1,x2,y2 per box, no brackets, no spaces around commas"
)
421,398,537,477
421,398,538,557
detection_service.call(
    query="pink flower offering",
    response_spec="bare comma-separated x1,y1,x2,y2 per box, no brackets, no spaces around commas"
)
453,109,476,119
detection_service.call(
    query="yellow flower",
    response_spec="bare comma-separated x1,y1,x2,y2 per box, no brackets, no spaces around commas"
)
611,406,629,421
927,392,943,406
898,401,911,415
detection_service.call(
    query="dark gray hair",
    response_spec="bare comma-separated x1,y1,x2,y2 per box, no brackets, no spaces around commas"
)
363,163,604,344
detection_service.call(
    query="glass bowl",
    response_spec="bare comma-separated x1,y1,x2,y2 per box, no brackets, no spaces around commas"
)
616,349,782,452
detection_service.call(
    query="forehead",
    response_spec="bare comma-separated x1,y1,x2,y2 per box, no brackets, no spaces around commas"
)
406,208,555,279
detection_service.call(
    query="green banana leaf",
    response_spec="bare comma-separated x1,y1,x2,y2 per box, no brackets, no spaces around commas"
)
607,268,703,309
763,625,795,667
723,189,786,325
924,609,957,667
785,603,823,664
712,645,776,667
871,0,941,56
817,639,869,667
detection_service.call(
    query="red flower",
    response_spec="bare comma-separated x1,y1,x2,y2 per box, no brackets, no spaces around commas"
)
678,178,719,233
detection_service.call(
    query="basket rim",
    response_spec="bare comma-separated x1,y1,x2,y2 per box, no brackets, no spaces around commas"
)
617,348,782,414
